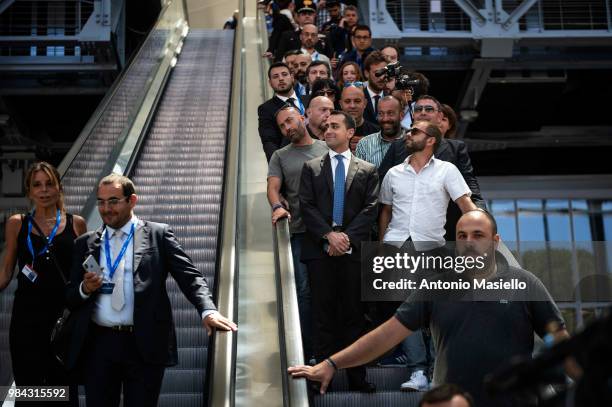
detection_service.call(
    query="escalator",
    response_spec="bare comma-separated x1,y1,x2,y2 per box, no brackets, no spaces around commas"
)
128,29,233,406
1,1,237,405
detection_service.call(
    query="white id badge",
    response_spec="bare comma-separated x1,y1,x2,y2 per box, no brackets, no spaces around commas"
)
21,264,38,282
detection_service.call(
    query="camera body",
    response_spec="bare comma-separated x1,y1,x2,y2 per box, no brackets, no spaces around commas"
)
375,62,420,92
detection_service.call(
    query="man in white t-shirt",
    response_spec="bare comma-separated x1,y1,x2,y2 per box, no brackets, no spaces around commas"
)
378,120,476,391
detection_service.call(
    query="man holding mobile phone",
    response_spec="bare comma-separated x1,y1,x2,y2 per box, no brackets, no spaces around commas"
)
65,174,236,407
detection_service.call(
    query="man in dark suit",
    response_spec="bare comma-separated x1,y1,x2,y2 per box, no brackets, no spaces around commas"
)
362,51,388,124
378,95,486,241
65,174,236,407
258,62,306,161
300,110,379,392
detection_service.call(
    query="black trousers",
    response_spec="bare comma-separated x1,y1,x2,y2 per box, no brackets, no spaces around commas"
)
307,255,367,387
9,301,78,407
84,325,166,407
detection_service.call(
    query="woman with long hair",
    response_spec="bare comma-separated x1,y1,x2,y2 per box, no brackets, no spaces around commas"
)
336,61,364,89
440,104,458,138
1,161,86,406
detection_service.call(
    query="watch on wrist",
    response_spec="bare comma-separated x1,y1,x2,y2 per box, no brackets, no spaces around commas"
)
272,203,284,211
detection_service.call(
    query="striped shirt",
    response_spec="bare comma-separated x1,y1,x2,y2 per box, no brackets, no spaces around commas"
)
355,131,404,168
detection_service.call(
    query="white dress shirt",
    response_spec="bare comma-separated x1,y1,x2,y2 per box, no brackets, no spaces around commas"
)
329,149,351,183
366,84,383,113
80,216,218,324
379,156,471,245
93,215,138,326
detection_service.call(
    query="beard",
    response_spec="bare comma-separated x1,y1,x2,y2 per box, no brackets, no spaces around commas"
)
381,121,400,138
406,138,426,152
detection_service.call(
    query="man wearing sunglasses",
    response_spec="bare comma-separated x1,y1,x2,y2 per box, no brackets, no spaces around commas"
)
378,121,477,392
379,95,485,241
65,174,236,407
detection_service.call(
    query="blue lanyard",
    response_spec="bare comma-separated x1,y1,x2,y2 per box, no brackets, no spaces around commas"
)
27,209,61,264
104,222,135,280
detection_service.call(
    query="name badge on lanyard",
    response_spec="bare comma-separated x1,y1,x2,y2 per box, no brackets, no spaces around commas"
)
23,209,61,282
21,264,38,282
99,223,135,294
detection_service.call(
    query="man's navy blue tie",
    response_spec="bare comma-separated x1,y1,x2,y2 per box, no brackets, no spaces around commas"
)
333,155,346,226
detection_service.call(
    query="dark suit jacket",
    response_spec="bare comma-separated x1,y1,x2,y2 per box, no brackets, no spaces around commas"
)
299,153,379,260
378,138,486,240
275,29,334,62
258,95,297,161
65,220,216,370
362,87,381,124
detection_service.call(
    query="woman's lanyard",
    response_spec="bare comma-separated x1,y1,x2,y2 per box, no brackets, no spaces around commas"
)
104,222,135,281
27,209,61,268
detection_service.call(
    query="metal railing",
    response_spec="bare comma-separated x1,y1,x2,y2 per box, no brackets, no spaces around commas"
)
380,0,611,33
257,4,309,406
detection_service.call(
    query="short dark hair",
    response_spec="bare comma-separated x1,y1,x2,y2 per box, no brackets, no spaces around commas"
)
416,94,442,111
344,5,358,13
306,60,331,77
274,104,301,121
284,49,304,59
99,173,136,197
330,110,355,130
268,62,290,79
380,44,400,58
418,384,475,407
408,71,430,96
353,24,372,37
310,78,340,102
364,50,387,72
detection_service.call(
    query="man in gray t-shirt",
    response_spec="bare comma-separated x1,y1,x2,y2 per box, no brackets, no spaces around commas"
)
268,105,328,359
288,210,569,407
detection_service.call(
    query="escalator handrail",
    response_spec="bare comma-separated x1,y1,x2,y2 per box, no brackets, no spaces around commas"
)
207,3,243,407
257,6,310,406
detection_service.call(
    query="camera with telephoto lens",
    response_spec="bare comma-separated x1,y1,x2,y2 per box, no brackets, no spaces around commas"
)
374,61,420,92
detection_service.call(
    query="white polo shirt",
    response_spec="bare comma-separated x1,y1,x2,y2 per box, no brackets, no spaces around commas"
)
379,155,471,245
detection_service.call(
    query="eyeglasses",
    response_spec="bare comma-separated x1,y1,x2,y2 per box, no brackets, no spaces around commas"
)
97,197,129,207
409,127,435,138
315,90,336,97
344,81,364,88
413,105,437,113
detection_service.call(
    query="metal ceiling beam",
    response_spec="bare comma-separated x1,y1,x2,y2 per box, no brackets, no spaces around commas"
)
452,0,486,26
502,0,539,30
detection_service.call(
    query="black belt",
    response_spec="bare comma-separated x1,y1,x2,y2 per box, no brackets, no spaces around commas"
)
94,323,134,333
332,225,344,232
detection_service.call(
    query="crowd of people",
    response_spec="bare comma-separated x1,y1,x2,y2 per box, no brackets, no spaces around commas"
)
261,1,569,406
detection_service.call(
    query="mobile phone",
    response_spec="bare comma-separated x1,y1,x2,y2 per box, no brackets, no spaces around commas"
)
82,255,104,276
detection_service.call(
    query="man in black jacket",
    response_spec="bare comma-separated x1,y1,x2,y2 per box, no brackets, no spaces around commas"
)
258,62,306,161
65,174,236,407
378,95,486,241
300,110,379,392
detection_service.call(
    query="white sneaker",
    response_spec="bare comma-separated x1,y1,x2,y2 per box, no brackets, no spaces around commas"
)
400,370,429,392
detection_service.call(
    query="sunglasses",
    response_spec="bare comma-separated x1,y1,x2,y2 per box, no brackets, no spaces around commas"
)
409,127,435,138
413,105,437,113
345,81,365,88
315,89,336,97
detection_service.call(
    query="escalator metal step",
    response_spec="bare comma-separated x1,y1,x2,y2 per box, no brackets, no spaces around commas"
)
313,390,423,407
128,29,233,406
330,367,412,391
